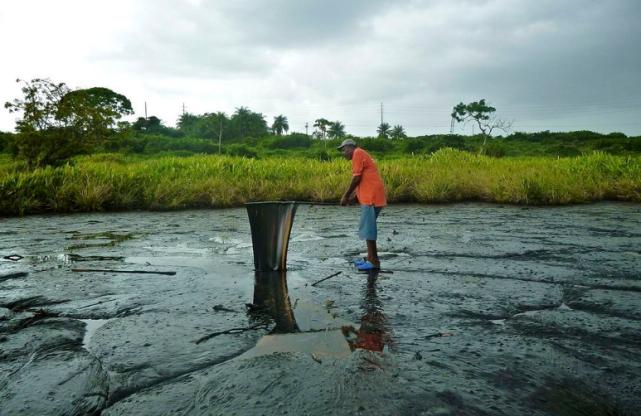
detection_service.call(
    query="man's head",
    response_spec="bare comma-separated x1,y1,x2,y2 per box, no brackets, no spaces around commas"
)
337,138,357,160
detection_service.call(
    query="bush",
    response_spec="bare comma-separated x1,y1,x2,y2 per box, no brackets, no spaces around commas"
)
545,144,581,157
360,137,394,152
484,141,507,157
403,139,425,154
306,149,332,161
267,133,312,149
0,132,13,153
143,135,217,154
225,144,258,158
10,128,90,168
443,135,466,150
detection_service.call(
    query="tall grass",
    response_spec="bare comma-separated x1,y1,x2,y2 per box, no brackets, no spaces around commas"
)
1,149,640,216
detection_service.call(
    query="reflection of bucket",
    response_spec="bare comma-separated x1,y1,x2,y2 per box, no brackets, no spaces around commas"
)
253,271,299,333
245,202,297,271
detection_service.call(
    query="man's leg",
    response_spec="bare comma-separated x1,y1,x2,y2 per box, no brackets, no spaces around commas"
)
366,239,379,267
361,206,381,268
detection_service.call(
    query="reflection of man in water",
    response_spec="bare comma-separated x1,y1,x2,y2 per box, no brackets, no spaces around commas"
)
338,139,387,271
343,271,392,352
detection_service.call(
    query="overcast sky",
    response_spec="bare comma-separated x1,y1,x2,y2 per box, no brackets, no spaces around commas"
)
1,0,641,136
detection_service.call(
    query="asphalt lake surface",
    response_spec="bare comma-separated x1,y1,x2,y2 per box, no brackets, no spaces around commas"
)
1,203,640,415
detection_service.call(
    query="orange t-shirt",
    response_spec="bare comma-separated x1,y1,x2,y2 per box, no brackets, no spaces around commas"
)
351,147,387,207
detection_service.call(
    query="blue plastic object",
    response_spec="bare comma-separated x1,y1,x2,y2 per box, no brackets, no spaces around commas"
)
353,258,367,266
356,261,379,271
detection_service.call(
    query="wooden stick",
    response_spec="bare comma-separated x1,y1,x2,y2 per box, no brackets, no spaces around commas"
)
311,271,342,287
71,269,176,276
194,323,267,344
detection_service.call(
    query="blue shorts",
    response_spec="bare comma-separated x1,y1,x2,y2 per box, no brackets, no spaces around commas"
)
358,205,382,241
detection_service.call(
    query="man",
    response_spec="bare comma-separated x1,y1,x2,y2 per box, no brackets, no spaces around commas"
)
338,139,387,271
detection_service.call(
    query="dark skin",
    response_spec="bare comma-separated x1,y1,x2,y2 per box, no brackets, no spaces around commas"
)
339,145,380,268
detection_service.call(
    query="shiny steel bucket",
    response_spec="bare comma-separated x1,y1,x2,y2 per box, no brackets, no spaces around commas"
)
245,201,298,271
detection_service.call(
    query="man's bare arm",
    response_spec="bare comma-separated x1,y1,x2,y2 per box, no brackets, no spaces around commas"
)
341,175,361,205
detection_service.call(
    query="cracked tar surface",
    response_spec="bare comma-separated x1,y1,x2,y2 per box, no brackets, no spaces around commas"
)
1,203,640,415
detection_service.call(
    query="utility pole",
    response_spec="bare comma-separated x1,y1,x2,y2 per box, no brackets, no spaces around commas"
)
218,117,223,154
144,102,148,119
305,122,309,136
450,117,455,134
380,102,384,125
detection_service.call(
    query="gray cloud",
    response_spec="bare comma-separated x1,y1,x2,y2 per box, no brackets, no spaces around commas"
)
2,0,640,135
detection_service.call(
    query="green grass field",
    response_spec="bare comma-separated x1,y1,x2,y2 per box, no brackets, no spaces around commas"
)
1,149,640,216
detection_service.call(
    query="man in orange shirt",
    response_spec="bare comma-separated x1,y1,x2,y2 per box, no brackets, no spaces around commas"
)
338,139,387,271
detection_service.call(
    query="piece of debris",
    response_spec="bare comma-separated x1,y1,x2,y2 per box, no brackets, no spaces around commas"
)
3,254,24,261
71,268,176,276
425,332,455,339
245,303,261,312
414,351,423,360
194,323,268,344
311,271,342,287
212,304,235,312
311,353,322,364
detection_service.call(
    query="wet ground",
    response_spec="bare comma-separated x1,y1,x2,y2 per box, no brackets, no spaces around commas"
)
1,203,641,415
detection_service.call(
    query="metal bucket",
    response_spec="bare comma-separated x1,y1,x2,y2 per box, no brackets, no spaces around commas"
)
245,201,297,272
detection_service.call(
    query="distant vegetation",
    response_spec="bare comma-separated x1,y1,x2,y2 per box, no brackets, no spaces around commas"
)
3,78,641,166
1,77,641,215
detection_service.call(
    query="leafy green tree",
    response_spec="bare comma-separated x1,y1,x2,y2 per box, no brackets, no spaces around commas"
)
133,116,162,132
4,78,69,132
328,121,346,139
377,122,391,139
272,115,289,136
195,112,227,140
313,118,331,139
230,107,268,139
451,99,511,147
391,125,406,139
56,87,133,139
4,78,134,167
177,113,200,136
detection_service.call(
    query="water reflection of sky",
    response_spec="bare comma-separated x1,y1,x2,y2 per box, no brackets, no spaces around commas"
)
251,270,394,353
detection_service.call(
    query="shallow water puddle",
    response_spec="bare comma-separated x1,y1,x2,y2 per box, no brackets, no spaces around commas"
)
236,330,352,360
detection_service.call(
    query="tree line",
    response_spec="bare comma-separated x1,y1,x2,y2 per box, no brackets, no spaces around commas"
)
2,77,639,168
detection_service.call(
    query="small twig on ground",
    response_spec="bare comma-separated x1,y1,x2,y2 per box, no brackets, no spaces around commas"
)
424,332,455,339
311,271,342,287
194,324,268,344
71,269,176,276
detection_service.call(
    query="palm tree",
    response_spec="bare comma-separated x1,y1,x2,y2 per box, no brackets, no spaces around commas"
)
391,124,406,139
377,122,391,139
233,106,251,138
272,115,289,136
328,121,346,139
313,118,330,139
